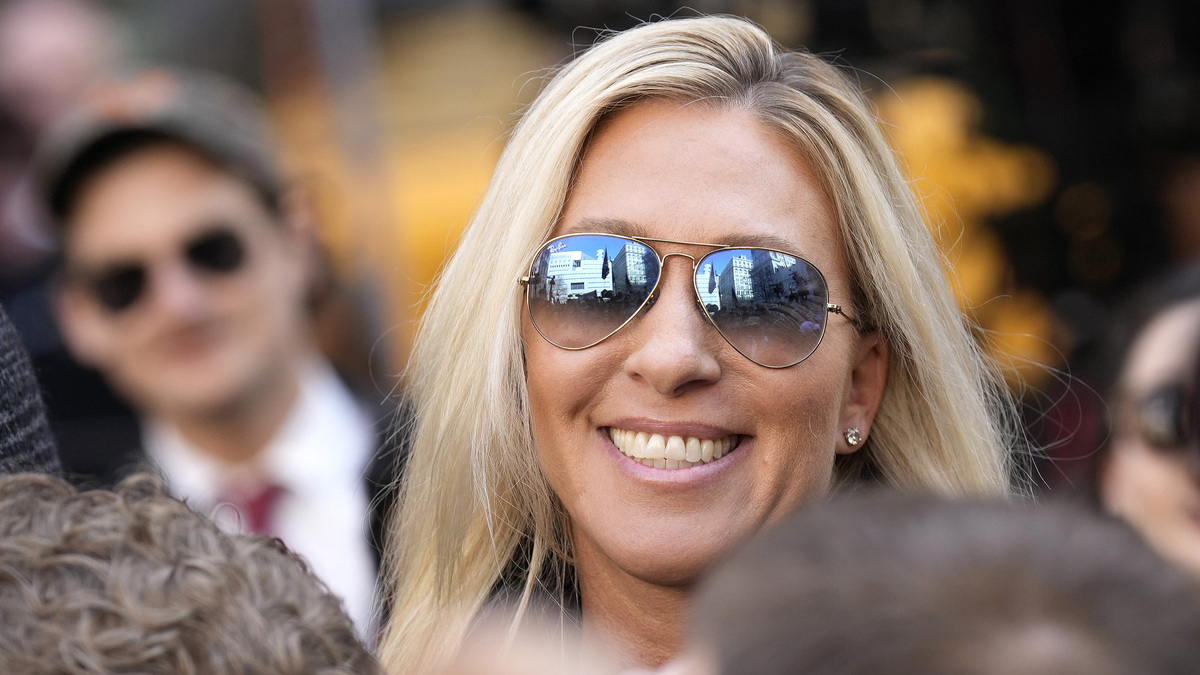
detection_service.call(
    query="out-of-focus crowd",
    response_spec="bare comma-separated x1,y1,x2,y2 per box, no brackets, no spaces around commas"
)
2,2,1200,674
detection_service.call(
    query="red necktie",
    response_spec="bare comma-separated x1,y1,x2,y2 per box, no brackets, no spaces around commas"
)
223,482,285,536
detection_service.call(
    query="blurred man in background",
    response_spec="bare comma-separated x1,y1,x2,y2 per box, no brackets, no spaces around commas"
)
35,69,391,636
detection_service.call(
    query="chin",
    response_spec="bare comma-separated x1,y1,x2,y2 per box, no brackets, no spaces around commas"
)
126,374,243,418
593,523,746,587
155,353,259,406
627,554,719,587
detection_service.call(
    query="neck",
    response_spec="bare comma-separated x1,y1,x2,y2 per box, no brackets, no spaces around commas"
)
164,367,304,466
575,536,691,669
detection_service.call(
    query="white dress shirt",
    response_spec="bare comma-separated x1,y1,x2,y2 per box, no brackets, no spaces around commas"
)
144,362,379,637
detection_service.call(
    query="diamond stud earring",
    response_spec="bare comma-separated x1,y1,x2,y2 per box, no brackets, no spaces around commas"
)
844,428,863,447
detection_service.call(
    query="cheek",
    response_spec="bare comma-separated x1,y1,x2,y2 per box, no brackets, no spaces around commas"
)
1103,446,1195,532
105,337,147,380
749,358,849,501
523,331,588,466
101,335,171,406
762,348,848,431
227,253,305,336
523,329,624,486
242,257,288,305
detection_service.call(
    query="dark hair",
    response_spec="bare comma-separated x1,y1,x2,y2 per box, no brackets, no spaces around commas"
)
1100,263,1200,400
50,129,283,227
691,492,1200,675
0,473,382,675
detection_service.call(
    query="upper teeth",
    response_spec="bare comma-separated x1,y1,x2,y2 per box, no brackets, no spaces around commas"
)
608,428,738,469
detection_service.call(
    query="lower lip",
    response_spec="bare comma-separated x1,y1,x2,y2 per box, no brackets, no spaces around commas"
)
598,429,748,487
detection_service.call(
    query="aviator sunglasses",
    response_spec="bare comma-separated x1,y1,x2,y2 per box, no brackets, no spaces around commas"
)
70,228,247,313
520,233,863,368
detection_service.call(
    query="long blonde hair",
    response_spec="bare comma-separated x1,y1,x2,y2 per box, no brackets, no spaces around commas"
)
380,15,1021,672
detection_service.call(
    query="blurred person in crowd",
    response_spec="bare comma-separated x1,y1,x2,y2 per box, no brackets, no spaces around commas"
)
0,0,118,287
34,69,394,636
0,303,61,476
680,493,1200,675
0,472,383,675
0,0,139,483
379,15,1023,673
1098,264,1200,583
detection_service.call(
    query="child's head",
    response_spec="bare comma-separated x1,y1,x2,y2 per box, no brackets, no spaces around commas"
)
686,493,1200,675
0,472,382,674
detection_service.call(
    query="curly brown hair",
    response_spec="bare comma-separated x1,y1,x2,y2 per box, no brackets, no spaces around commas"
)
0,472,382,674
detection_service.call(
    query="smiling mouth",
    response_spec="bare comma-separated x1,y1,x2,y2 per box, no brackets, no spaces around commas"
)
607,427,740,469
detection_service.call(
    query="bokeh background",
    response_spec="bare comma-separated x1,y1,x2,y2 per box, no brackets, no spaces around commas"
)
1,0,1197,494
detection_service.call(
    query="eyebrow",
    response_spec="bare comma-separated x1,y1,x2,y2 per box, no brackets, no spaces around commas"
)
569,216,804,252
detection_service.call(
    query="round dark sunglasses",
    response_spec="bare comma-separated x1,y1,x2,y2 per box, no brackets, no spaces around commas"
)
519,233,863,368
71,228,247,313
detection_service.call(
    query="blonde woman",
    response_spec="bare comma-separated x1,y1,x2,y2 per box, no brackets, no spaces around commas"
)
380,15,1021,672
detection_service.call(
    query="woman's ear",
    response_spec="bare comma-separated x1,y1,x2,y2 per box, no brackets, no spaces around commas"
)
837,331,888,455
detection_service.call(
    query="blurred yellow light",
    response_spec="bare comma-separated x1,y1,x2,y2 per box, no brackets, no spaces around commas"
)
876,76,1060,389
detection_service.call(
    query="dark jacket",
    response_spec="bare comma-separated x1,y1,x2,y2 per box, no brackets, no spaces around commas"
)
0,302,62,476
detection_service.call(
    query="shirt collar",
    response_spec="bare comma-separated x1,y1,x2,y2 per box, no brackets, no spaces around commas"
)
144,361,375,509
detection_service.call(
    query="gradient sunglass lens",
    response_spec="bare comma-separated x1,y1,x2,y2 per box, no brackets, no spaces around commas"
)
526,234,660,349
528,233,835,367
526,234,834,367
698,248,829,367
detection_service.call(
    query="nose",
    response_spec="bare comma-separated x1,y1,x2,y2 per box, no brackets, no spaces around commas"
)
622,255,722,397
145,259,208,319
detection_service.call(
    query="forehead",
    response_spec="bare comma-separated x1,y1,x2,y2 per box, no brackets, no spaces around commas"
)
1122,300,1200,396
62,142,273,264
558,100,839,266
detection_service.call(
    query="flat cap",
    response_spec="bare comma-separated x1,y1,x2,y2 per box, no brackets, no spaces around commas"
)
33,68,283,225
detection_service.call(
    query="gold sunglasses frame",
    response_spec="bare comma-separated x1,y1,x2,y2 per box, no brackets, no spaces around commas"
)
518,232,862,368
